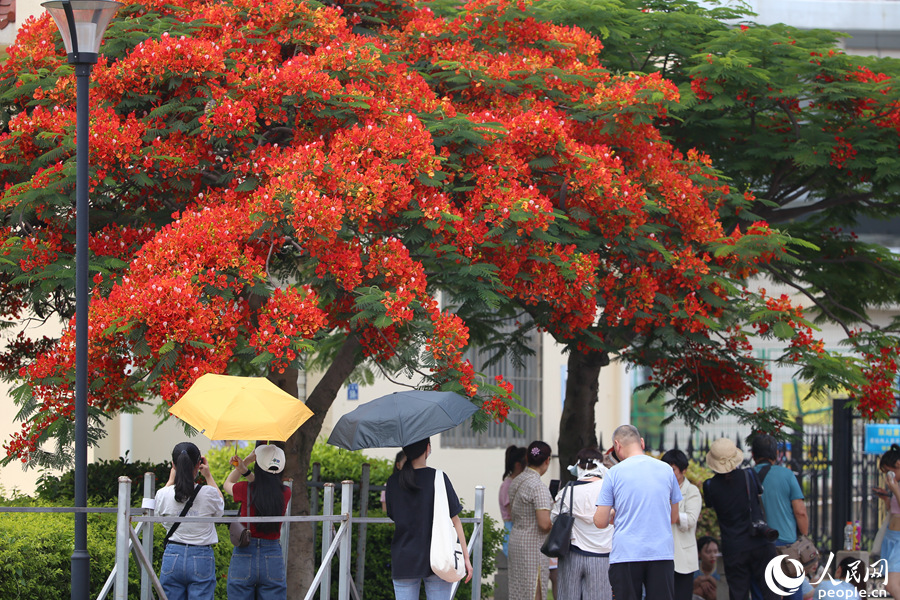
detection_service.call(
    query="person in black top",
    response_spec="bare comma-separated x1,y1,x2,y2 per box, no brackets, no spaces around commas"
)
385,437,473,599
703,438,779,600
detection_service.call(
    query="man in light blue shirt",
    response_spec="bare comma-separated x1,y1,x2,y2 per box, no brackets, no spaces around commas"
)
594,424,683,600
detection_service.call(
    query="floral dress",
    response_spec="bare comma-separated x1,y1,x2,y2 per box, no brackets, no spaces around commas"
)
508,467,553,600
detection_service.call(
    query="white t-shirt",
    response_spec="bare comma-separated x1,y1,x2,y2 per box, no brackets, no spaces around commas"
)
551,478,613,554
155,484,224,546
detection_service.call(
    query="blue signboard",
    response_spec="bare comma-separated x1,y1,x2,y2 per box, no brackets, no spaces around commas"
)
347,383,359,401
865,424,900,454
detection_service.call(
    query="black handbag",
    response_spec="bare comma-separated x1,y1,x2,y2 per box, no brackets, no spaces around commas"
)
541,482,575,558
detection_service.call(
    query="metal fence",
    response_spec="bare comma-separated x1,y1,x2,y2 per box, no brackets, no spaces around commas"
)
613,399,893,556
0,471,486,600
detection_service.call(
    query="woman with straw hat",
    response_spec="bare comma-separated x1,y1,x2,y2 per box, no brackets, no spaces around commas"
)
702,437,779,600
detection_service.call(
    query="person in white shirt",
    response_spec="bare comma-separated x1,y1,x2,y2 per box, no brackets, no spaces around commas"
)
551,447,614,600
661,449,702,600
154,441,225,600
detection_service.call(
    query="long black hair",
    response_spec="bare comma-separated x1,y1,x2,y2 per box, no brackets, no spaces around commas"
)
246,442,286,534
881,443,900,470
399,438,430,491
171,442,201,503
503,445,527,479
250,467,286,534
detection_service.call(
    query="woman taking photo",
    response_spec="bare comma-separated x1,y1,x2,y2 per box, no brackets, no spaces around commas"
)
385,437,473,599
874,444,900,600
224,443,292,600
508,440,554,600
155,441,225,600
551,447,613,600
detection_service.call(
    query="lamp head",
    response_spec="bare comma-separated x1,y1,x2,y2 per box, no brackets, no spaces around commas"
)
41,0,121,65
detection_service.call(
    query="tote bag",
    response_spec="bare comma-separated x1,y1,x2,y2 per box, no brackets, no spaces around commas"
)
430,469,466,583
541,482,575,558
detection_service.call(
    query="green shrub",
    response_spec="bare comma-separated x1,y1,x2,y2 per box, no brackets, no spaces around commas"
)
0,495,237,600
34,456,170,506
7,441,501,598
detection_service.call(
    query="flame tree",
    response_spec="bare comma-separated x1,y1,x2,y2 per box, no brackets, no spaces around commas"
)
1,0,897,588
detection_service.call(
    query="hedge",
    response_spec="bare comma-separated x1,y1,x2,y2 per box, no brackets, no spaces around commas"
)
3,441,502,599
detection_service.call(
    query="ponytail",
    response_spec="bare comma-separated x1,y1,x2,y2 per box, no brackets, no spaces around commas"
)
171,442,201,502
399,438,430,491
881,444,900,470
503,445,527,479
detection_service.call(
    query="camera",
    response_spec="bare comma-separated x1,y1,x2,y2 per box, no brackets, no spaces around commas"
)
751,520,779,541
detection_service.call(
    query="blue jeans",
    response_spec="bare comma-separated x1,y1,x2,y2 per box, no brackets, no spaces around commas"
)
159,542,216,600
393,573,453,600
227,538,287,600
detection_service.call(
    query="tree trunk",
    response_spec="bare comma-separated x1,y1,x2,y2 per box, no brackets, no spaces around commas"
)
274,332,361,599
557,348,609,482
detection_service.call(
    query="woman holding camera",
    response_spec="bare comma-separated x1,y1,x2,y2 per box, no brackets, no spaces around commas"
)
702,438,779,600
224,443,292,600
155,441,225,600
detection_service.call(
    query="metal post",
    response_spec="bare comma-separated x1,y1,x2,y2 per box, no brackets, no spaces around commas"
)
338,481,353,600
281,479,293,568
321,483,334,600
140,472,156,600
472,486,484,600
72,60,93,600
356,463,370,598
114,477,132,600
832,397,852,555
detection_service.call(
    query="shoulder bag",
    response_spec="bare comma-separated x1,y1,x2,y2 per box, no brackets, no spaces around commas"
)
430,469,466,583
744,468,779,542
229,484,252,547
163,484,202,547
541,482,575,558
757,465,819,577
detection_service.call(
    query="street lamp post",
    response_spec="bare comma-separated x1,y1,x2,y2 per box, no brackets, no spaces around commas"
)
39,2,120,599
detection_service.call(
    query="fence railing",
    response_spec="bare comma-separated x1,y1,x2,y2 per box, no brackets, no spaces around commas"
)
0,473,486,600
624,399,896,555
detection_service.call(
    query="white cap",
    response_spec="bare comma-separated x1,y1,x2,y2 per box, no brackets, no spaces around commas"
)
255,444,285,474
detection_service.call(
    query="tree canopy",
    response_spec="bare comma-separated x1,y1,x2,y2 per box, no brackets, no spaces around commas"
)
3,0,899,585
1,0,897,487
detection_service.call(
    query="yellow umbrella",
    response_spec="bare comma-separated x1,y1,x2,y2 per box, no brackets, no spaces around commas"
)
168,374,314,442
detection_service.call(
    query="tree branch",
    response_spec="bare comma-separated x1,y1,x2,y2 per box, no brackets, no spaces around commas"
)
763,264,874,334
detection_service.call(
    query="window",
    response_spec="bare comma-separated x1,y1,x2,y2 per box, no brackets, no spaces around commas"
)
440,323,542,448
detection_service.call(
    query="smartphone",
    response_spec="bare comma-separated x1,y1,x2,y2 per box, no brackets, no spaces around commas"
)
549,479,560,497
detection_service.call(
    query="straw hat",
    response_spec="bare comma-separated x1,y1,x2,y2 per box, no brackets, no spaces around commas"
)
706,438,745,474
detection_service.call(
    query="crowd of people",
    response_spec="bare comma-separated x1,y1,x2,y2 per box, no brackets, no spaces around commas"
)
151,426,890,600
500,426,884,600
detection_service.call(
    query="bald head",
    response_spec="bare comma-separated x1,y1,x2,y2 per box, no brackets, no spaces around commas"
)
613,424,645,459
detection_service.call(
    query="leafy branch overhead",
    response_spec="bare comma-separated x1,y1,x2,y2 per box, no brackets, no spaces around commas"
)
0,0,897,468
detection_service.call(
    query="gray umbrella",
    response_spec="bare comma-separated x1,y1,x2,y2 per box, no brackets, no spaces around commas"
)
327,390,479,450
